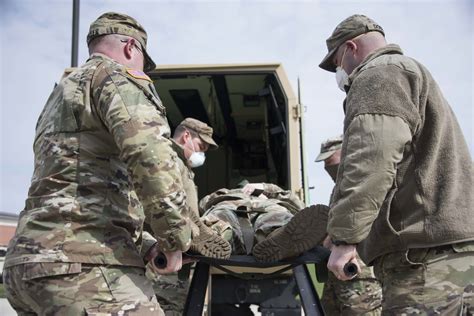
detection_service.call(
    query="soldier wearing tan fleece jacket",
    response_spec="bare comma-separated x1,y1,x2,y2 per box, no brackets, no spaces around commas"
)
320,15,473,314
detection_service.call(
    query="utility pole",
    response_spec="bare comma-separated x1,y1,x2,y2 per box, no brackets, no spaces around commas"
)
71,0,80,67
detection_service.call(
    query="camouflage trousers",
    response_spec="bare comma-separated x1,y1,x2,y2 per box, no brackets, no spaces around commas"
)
373,242,474,315
321,255,382,315
3,262,164,315
202,203,294,254
146,264,191,316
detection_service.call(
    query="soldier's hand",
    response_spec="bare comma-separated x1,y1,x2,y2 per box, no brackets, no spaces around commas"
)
327,244,360,281
151,250,183,274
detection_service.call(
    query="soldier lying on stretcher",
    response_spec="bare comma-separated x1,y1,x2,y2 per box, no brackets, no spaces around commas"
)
199,182,329,257
143,182,329,262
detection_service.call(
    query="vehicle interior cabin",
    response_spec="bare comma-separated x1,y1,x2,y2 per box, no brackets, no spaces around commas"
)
150,64,300,200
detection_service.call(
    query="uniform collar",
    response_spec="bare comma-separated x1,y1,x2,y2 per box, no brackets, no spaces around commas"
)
171,138,194,173
88,53,118,64
170,139,186,159
347,44,404,87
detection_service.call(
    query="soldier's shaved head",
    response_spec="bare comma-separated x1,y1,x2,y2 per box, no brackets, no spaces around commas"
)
332,31,387,76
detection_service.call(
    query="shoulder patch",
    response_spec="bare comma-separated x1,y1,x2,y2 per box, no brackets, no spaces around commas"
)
126,68,152,82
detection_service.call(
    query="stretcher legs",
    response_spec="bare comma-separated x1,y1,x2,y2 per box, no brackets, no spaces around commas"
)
183,262,325,315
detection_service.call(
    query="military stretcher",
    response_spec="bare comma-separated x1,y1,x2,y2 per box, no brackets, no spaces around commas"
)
180,246,331,316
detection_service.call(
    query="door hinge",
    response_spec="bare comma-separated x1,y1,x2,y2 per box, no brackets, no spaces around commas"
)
292,103,301,120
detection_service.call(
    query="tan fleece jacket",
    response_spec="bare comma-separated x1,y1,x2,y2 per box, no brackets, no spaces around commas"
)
328,44,473,264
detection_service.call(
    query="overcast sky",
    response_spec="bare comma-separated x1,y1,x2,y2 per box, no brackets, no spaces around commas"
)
1,0,472,214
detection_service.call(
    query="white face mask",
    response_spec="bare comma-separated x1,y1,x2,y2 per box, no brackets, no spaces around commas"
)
186,137,206,168
335,66,349,92
188,151,206,168
335,46,349,92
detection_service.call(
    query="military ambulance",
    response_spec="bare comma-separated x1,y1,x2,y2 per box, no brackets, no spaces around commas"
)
151,63,308,203
150,64,320,316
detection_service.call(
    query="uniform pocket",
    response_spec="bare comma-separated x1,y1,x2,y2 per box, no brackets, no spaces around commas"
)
22,262,82,280
97,266,155,303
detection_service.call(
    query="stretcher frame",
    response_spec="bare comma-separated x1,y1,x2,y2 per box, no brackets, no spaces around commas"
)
183,246,330,315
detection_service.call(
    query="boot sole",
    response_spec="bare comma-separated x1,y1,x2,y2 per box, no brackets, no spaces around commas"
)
190,233,232,259
189,211,232,259
252,204,328,262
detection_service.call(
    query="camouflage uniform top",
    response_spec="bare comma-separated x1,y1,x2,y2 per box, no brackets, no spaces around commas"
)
5,54,192,268
199,183,305,215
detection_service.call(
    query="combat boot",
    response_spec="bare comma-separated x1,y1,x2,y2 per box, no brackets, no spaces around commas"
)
188,210,232,259
252,204,329,262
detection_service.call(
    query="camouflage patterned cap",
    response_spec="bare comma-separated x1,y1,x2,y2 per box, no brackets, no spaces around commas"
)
315,135,343,162
87,12,156,72
319,14,384,72
179,118,218,150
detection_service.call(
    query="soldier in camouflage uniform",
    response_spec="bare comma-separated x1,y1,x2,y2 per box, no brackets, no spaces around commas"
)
170,118,219,217
199,182,306,255
315,137,382,315
3,12,229,315
149,118,219,316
